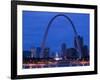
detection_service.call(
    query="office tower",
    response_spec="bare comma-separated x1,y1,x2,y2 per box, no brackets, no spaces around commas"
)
30,47,36,58
82,45,89,60
23,50,31,63
61,43,67,60
43,48,50,59
23,51,31,58
66,48,78,60
74,35,83,49
74,35,84,59
51,52,56,59
36,47,41,58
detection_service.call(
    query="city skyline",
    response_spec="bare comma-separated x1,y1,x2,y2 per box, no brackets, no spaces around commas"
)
23,35,89,60
23,11,90,53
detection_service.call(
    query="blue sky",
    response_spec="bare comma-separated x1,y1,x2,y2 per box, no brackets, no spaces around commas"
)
23,11,90,52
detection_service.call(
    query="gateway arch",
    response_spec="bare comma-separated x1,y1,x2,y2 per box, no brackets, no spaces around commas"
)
40,14,82,59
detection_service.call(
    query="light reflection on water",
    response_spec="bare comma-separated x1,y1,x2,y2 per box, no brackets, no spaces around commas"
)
23,60,89,69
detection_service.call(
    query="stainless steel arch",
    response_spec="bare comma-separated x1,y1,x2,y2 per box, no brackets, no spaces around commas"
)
40,14,82,59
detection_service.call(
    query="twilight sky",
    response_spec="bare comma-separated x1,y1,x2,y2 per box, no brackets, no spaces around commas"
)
23,11,90,52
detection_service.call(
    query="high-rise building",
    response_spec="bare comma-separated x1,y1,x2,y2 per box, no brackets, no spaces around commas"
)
43,48,50,59
51,52,56,59
30,47,36,58
61,43,67,60
74,35,83,49
82,45,89,60
23,51,31,62
36,47,41,58
23,51,31,58
74,35,84,59
66,48,78,60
